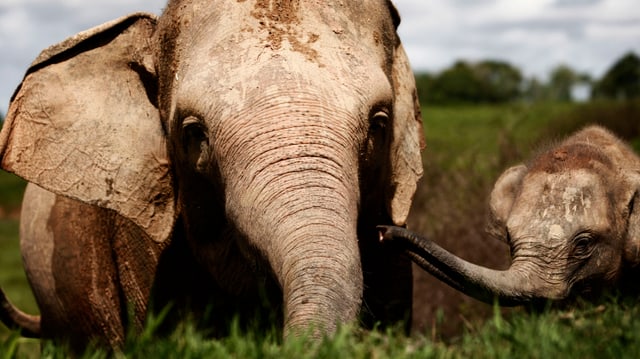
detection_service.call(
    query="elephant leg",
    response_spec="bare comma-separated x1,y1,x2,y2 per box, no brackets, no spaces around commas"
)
21,184,129,350
148,222,283,337
110,216,165,334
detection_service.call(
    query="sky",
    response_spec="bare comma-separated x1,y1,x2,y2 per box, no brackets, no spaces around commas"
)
0,0,638,113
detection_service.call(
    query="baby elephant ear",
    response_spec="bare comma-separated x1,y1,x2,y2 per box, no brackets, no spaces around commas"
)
623,174,640,265
486,164,527,241
0,13,175,243
387,43,425,226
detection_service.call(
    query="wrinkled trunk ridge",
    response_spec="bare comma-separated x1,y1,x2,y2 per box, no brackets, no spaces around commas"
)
251,183,363,337
223,122,363,335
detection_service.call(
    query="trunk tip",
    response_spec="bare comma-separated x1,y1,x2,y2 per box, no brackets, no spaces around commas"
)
376,225,397,243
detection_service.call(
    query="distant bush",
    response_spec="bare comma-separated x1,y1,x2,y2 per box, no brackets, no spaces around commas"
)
540,99,640,152
592,52,640,101
415,60,523,105
415,51,640,105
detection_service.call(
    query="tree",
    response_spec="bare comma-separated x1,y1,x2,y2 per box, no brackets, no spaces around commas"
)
522,76,548,102
414,59,523,104
414,72,436,107
592,52,640,100
547,64,580,102
431,61,484,104
521,64,591,102
473,60,523,102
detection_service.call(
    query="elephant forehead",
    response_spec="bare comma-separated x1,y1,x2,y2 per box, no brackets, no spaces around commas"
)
166,0,394,118
174,0,390,70
177,58,392,121
509,170,610,235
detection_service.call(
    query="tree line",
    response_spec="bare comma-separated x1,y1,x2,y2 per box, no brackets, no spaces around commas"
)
414,51,640,105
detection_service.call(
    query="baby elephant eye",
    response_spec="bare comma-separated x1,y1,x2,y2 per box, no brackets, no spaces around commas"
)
572,232,594,258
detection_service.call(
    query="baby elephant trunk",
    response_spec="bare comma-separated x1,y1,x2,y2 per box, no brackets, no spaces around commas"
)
379,226,539,306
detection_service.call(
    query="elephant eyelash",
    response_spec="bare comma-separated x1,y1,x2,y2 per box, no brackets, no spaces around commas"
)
369,110,390,132
628,191,637,215
182,117,209,143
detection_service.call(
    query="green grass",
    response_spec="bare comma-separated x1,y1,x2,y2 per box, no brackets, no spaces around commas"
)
0,220,38,315
456,298,640,358
1,100,639,357
0,172,26,215
3,299,639,358
422,102,584,178
0,218,40,358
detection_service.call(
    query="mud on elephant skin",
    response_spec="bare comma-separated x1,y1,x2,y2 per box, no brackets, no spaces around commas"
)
0,0,424,350
381,125,640,306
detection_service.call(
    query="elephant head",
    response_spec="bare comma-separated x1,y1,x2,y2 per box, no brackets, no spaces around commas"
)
0,0,423,336
380,126,640,305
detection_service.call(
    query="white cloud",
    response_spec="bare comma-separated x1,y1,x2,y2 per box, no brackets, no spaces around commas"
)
0,0,165,113
0,0,638,113
394,0,640,79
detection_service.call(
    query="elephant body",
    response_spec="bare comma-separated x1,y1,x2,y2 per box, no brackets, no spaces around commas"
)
0,0,424,351
382,125,640,305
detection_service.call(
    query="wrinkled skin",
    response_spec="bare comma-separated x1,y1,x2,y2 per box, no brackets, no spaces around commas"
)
0,0,424,351
381,126,640,305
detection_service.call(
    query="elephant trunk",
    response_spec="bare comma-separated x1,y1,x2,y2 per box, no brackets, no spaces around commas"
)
221,101,363,336
279,216,363,335
234,165,363,336
379,226,540,306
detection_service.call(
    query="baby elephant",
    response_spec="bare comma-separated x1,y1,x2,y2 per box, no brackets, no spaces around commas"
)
381,125,640,305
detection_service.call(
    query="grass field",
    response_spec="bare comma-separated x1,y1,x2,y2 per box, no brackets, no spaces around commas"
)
0,100,639,357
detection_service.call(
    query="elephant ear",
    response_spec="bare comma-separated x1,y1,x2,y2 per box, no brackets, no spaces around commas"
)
623,173,640,265
486,164,527,242
0,13,175,243
387,43,425,226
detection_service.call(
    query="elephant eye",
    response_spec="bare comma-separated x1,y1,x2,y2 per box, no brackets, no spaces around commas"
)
182,116,208,145
369,110,389,133
628,191,637,216
181,116,209,171
572,232,594,259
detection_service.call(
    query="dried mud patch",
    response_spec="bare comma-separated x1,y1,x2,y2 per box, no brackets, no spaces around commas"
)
250,0,320,63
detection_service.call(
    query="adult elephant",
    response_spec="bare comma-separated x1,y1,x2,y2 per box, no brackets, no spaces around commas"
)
0,0,424,351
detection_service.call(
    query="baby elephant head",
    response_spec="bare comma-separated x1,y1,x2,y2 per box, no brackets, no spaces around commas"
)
381,125,640,305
